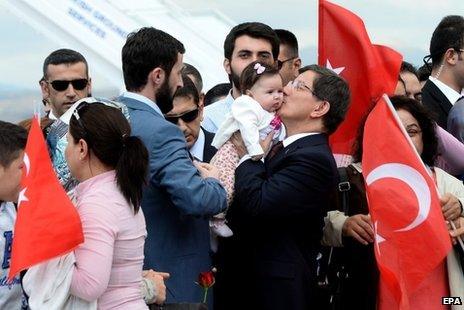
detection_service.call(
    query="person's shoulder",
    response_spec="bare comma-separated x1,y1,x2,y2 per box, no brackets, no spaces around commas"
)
205,95,229,113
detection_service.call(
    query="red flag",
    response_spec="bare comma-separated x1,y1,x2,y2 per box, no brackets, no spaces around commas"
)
362,96,451,309
318,0,403,155
8,116,83,280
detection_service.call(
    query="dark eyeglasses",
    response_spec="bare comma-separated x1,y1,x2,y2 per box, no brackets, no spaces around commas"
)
277,57,297,70
165,108,199,124
47,79,88,91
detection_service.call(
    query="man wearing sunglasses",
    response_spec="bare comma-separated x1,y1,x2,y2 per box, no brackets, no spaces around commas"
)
422,15,464,130
203,22,280,133
165,76,217,163
40,49,91,120
118,27,226,307
275,29,302,85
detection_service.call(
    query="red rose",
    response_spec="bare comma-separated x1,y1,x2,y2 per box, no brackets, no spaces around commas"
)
198,271,215,288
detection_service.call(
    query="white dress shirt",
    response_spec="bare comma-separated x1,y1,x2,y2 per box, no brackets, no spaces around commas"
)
189,128,205,162
429,76,464,106
120,91,164,117
202,91,234,133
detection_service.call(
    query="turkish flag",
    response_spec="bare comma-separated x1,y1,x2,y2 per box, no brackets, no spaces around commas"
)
8,116,83,280
318,0,403,155
362,96,451,309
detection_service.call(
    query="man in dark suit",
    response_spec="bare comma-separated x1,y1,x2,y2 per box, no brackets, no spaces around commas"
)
165,75,217,163
216,64,350,310
117,28,227,306
422,15,464,129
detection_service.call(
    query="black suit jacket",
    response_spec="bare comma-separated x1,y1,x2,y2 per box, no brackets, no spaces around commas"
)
215,134,338,310
422,79,453,129
202,128,217,163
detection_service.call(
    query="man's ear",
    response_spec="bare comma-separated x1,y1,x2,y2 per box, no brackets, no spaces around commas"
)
310,101,330,118
223,58,231,75
293,58,302,71
86,77,93,95
445,48,459,66
149,68,165,87
40,79,50,99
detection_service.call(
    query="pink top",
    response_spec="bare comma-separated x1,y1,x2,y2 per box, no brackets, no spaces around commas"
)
436,125,464,175
71,170,147,310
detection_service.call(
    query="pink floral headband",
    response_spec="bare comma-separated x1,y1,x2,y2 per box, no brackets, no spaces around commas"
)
254,63,266,74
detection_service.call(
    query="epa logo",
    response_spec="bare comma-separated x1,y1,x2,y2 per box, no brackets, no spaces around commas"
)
442,297,462,305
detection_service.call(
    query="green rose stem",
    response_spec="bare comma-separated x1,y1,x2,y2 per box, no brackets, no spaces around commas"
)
203,287,208,303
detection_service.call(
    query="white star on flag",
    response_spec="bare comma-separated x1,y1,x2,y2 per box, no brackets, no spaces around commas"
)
326,59,345,75
18,188,29,207
374,220,386,256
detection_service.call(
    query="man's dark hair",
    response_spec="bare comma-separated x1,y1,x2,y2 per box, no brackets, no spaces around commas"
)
429,15,464,68
183,63,203,93
0,121,27,168
204,83,231,107
400,61,418,76
122,27,185,92
174,75,200,105
390,96,438,166
274,29,299,57
224,22,280,60
300,65,351,134
417,64,431,82
43,49,89,79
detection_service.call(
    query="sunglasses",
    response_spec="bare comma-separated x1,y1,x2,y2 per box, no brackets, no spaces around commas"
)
47,79,88,91
277,57,297,70
165,108,199,124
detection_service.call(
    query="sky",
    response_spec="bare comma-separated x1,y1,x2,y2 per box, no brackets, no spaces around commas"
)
0,0,463,122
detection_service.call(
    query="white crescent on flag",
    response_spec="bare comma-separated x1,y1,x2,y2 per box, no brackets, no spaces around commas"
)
366,163,431,232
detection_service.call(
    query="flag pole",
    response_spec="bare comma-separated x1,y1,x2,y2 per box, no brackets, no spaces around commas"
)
449,221,464,251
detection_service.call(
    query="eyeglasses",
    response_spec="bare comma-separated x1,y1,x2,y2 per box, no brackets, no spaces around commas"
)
47,79,88,91
165,108,199,124
277,57,297,70
72,101,94,135
291,80,319,98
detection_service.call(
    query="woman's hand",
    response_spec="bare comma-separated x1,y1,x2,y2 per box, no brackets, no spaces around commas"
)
142,269,170,305
449,216,464,245
342,214,374,245
440,193,462,221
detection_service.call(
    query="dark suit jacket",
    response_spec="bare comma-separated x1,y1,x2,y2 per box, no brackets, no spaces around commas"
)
216,134,338,310
202,128,217,163
117,95,227,305
422,79,453,129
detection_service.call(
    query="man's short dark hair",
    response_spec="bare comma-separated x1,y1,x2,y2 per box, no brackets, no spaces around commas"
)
122,27,185,92
0,121,27,168
274,29,299,57
300,65,350,134
430,15,464,68
204,83,231,107
417,64,431,82
174,75,199,105
224,22,280,61
183,63,203,93
400,61,418,76
43,49,89,79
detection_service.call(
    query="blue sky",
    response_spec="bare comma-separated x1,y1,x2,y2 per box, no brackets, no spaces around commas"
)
0,0,463,121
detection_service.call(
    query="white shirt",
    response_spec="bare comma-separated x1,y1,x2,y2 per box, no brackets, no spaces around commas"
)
283,132,320,147
48,110,58,120
190,128,205,162
429,76,463,106
202,91,234,133
121,91,164,117
0,202,26,309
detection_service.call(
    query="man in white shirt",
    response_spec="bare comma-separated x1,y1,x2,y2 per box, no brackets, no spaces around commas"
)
39,49,92,120
422,15,464,129
202,22,280,133
0,121,28,309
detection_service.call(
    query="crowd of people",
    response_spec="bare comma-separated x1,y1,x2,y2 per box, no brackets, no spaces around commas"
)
0,14,464,310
